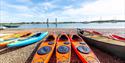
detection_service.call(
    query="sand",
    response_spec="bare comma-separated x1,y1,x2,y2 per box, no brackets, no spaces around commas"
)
0,28,125,63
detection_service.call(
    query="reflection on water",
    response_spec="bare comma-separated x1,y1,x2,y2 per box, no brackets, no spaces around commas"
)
18,22,125,29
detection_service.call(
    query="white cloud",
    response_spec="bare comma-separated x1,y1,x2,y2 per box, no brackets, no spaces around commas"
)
0,0,125,22
0,1,29,11
16,13,34,17
57,0,125,21
15,0,31,3
83,0,124,15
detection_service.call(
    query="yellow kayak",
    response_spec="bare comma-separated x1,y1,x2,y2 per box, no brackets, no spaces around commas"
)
0,31,32,41
0,32,33,47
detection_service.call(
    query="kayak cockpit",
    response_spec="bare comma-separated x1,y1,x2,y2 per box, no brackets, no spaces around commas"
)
45,35,55,41
59,35,68,41
72,35,82,42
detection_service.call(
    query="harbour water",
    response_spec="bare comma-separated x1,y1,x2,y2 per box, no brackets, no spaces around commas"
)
18,22,125,29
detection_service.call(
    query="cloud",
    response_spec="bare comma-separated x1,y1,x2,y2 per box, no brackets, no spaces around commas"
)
55,0,125,21
0,0,125,22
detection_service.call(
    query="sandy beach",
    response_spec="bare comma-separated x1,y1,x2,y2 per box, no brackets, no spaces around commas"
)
0,28,125,63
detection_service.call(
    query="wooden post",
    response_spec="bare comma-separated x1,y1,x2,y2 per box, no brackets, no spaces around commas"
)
47,18,49,28
55,18,57,28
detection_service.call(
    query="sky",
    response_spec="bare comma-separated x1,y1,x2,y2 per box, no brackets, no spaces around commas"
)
0,0,125,23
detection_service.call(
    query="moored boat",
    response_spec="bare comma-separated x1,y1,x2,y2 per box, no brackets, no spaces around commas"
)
3,24,20,28
32,32,56,63
7,32,48,48
69,33,100,63
77,29,125,59
56,33,71,63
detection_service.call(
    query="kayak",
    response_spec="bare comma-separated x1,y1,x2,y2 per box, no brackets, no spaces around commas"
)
77,29,125,59
0,31,32,42
0,34,11,37
85,30,125,42
109,34,125,42
0,32,33,47
56,33,71,63
7,32,48,48
32,33,56,63
69,33,100,63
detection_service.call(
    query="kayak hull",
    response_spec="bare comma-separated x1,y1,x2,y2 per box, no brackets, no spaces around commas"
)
77,29,125,59
110,34,125,42
70,34,100,63
7,32,48,48
32,34,56,63
0,33,33,47
56,33,71,63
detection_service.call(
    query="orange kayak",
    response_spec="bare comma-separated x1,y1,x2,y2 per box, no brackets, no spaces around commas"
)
0,32,32,47
0,31,32,41
32,33,56,63
56,33,71,63
69,33,100,63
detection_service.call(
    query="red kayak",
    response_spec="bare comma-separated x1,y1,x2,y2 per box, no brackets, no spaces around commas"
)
84,30,103,35
69,33,100,63
109,34,125,42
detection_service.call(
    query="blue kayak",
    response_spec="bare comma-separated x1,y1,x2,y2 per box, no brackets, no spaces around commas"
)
7,32,48,48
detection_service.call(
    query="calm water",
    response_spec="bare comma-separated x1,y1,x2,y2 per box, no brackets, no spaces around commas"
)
18,22,125,29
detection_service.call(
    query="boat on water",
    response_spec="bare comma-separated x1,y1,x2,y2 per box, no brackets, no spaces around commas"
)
77,29,125,59
69,33,100,63
3,24,20,28
32,32,56,63
56,32,71,63
0,26,7,30
7,32,48,48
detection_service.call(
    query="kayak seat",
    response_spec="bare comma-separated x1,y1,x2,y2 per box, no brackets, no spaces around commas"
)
59,35,68,41
45,35,55,41
57,46,69,54
31,33,41,38
72,35,82,41
64,42,70,45
48,42,54,45
25,33,41,40
37,46,52,55
77,46,90,54
20,32,32,37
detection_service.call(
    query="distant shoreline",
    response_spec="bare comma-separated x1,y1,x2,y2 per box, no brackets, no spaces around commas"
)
0,20,125,25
